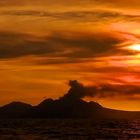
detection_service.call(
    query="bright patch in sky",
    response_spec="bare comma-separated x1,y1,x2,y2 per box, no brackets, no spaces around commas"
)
128,44,140,51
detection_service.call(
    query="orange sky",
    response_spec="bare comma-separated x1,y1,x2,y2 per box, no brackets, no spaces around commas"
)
0,0,140,111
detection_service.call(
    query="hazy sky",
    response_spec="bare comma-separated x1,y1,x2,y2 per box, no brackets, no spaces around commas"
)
1,0,140,111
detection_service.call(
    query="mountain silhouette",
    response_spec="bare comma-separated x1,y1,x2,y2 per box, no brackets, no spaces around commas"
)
29,98,102,118
0,80,140,119
0,102,32,118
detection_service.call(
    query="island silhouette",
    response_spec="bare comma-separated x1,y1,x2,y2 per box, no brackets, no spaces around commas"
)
0,80,140,119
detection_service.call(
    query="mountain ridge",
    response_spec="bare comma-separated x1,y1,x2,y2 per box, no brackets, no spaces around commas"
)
0,80,140,119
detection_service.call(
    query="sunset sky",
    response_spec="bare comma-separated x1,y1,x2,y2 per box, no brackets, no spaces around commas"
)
1,0,140,111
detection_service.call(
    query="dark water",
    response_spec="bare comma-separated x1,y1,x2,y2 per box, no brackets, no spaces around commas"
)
0,119,140,139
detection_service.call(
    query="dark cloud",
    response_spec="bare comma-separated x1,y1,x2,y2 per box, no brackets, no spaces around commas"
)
62,80,96,100
0,31,137,62
62,80,140,100
0,32,56,59
97,84,140,98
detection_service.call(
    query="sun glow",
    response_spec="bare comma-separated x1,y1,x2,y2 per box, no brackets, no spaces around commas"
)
128,44,140,51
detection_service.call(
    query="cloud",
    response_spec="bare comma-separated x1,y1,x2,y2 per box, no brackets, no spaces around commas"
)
62,80,96,100
0,31,137,63
0,32,56,59
0,0,139,6
95,0,140,9
2,10,140,23
62,80,140,100
0,0,96,7
97,84,140,98
1,10,122,21
0,0,139,10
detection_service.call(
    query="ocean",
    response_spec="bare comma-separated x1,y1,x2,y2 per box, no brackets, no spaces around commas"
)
0,119,139,139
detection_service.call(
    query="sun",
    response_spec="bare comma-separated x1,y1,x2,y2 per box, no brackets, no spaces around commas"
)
128,44,140,51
